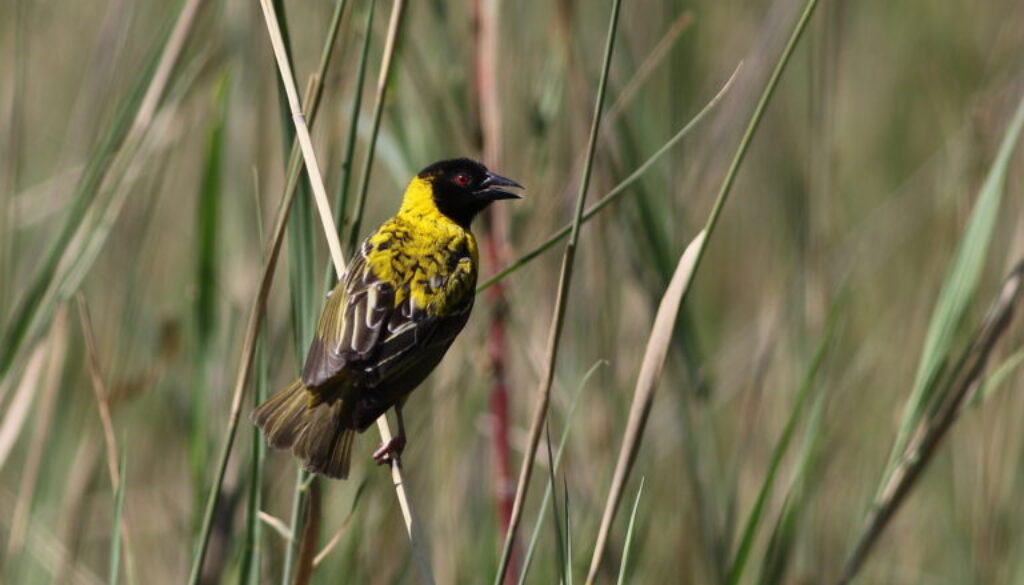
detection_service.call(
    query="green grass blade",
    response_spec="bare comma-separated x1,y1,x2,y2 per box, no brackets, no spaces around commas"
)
564,477,573,585
191,75,227,492
330,0,375,270
346,0,409,256
758,389,827,585
516,361,602,585
0,19,169,384
725,304,838,585
545,425,568,585
476,66,737,294
971,349,1024,408
238,312,270,585
273,0,316,362
615,477,645,585
887,93,1024,473
681,0,821,308
186,2,347,579
109,446,128,585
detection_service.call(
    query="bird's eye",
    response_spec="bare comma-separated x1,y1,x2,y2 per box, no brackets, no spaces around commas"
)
453,173,471,187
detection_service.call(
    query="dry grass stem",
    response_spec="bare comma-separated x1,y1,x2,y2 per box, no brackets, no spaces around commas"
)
0,343,46,471
75,295,120,489
584,231,706,585
133,0,205,136
259,511,294,541
75,295,139,583
5,307,66,561
838,261,1024,585
257,0,346,275
257,2,433,583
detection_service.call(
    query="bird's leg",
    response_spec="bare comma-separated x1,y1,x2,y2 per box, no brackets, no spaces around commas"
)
373,403,408,465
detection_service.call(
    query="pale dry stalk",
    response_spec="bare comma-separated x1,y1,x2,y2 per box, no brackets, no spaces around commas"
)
255,2,434,584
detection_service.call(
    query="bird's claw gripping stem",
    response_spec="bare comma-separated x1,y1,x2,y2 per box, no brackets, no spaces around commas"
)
373,435,407,465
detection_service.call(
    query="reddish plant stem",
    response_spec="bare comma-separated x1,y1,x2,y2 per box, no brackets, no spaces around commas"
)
484,237,515,533
473,0,517,582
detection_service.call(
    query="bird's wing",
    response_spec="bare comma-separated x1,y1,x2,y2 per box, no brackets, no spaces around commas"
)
301,252,390,390
300,243,475,394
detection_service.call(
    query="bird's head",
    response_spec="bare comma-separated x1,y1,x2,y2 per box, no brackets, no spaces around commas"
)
415,158,523,227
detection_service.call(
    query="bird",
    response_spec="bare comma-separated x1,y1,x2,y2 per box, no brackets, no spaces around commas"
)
252,158,523,479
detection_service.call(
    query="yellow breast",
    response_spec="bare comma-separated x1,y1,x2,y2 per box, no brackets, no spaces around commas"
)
362,177,479,316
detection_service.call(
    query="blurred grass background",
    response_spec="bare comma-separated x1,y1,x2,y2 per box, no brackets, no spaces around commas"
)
2,0,1024,584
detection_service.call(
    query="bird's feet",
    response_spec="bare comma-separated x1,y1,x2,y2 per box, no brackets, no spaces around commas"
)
373,435,407,465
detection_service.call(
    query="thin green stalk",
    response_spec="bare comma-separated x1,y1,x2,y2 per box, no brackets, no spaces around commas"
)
494,2,623,583
615,478,645,585
0,7,178,385
239,172,269,585
680,0,821,310
333,0,375,243
545,425,568,585
476,65,737,294
725,304,839,585
281,469,310,585
273,3,312,581
346,0,408,255
108,447,127,585
186,78,334,585
516,361,601,585
0,0,27,321
758,390,827,585
191,75,227,495
238,331,268,585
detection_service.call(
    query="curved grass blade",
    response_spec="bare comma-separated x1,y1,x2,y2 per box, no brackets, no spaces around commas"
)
544,425,568,585
726,304,839,585
757,391,827,585
970,349,1024,408
884,92,1024,478
108,446,127,585
584,230,704,585
615,477,645,585
516,361,603,585
0,0,203,386
839,261,1024,585
476,65,739,294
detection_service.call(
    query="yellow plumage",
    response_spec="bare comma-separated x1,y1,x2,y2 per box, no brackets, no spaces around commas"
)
365,176,480,315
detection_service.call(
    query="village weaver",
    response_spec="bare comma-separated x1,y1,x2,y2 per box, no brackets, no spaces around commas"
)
252,158,522,478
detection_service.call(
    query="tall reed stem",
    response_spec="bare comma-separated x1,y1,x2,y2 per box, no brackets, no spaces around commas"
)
257,2,435,584
494,1,624,583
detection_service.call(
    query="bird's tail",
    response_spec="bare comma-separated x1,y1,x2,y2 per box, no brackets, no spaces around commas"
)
252,379,356,479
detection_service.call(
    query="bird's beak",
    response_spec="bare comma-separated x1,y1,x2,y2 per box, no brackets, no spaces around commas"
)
477,171,524,201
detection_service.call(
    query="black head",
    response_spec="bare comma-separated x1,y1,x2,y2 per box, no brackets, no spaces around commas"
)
418,158,523,227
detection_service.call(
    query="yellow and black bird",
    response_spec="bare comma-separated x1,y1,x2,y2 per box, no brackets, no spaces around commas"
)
253,158,522,479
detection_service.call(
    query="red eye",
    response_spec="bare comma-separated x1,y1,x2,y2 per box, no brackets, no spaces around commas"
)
453,173,471,187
